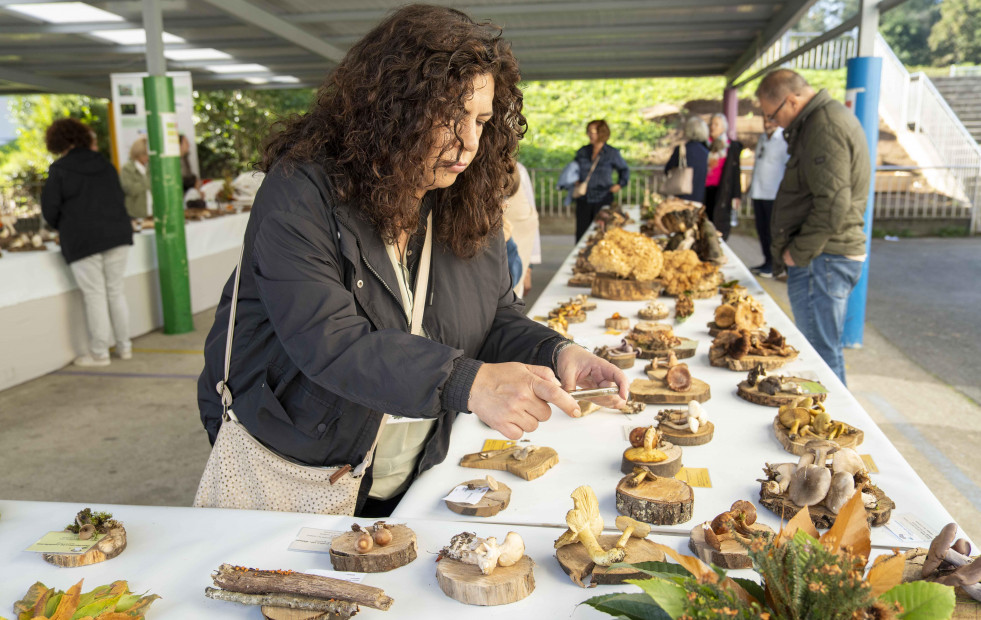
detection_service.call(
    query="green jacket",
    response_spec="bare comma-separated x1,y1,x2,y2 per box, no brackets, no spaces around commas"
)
119,160,151,218
771,89,870,269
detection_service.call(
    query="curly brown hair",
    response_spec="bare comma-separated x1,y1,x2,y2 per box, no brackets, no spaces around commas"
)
45,118,93,155
260,4,525,258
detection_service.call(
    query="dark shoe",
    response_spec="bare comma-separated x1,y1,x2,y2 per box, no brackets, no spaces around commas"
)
750,263,772,275
756,268,774,278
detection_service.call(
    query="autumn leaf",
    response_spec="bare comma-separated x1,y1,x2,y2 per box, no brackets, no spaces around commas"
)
820,491,871,561
866,552,906,598
776,505,818,545
48,580,82,620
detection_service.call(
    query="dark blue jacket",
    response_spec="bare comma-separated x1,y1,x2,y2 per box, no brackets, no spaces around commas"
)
665,140,710,204
574,144,629,204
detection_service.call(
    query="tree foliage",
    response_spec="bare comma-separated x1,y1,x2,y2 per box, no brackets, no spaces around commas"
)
881,0,942,66
929,0,981,65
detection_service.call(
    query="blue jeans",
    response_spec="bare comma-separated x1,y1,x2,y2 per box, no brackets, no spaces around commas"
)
787,253,864,385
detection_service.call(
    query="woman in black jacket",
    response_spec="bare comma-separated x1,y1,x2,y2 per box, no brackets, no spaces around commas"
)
664,116,710,204
704,113,744,240
197,4,628,516
41,119,133,367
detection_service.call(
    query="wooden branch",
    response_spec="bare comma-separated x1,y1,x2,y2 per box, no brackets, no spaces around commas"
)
211,564,393,610
204,588,359,616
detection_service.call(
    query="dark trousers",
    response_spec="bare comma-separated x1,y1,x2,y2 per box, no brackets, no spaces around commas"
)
752,199,774,268
575,197,608,241
704,185,731,240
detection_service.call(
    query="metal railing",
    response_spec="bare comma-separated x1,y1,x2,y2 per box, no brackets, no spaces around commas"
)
949,65,981,77
747,30,857,75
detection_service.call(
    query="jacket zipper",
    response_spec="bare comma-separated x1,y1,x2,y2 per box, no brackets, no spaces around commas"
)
359,254,411,329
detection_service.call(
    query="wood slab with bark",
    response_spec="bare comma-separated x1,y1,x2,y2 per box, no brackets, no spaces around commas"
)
211,564,393,611
632,337,698,360
659,421,715,446
711,351,797,371
260,606,337,620
329,524,417,572
620,442,683,476
616,474,694,525
688,522,774,569
42,526,127,567
758,483,894,529
459,447,558,481
771,416,863,456
436,555,535,606
630,377,710,405
591,275,663,300
736,378,827,407
444,480,512,517
204,589,358,619
901,548,981,619
556,534,666,587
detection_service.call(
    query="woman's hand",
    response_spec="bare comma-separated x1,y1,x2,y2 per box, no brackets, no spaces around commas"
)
555,344,629,409
611,184,622,194
468,362,581,440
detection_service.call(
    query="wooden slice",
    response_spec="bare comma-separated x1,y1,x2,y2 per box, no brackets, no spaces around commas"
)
261,608,335,620
329,524,417,572
758,481,895,529
436,555,535,606
634,337,698,360
556,534,666,587
736,378,828,407
659,421,714,446
688,522,774,569
605,317,630,330
568,273,595,288
459,447,558,481
711,351,798,371
620,441,683,476
771,416,864,456
616,474,694,525
597,350,637,369
629,377,711,405
591,275,663,301
42,526,126,567
444,480,512,517
690,287,717,300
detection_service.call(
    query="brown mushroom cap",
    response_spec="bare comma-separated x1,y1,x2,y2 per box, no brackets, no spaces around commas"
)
666,363,693,392
77,524,96,540
935,555,981,587
710,511,734,535
629,427,647,448
923,522,960,577
729,500,757,526
727,331,751,359
953,539,972,557
715,305,736,328
702,523,723,551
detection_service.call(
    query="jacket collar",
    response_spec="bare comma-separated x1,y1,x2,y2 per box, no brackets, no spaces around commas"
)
785,89,832,147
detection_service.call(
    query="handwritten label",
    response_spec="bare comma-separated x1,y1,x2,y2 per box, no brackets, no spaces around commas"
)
860,454,879,473
443,485,489,505
481,439,515,452
26,531,104,555
288,527,345,553
675,467,712,488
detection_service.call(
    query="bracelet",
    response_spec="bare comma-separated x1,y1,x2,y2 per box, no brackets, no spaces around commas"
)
551,339,581,369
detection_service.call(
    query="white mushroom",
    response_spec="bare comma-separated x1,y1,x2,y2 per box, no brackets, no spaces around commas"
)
771,463,797,493
496,532,525,567
823,471,857,514
861,492,877,509
688,400,707,424
831,448,867,476
440,532,504,575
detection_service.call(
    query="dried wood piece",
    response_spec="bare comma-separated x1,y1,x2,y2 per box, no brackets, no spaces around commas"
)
616,473,694,525
758,479,894,529
329,524,417,573
688,522,774,569
629,376,710,405
556,534,665,587
736,376,827,407
459,446,558,481
444,479,512,517
204,588,358,617
772,416,864,456
211,564,393,611
436,555,535,606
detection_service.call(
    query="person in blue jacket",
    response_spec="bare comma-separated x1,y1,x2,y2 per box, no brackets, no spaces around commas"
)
573,120,630,240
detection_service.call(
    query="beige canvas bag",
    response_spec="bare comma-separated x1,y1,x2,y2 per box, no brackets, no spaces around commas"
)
662,143,694,196
193,214,433,514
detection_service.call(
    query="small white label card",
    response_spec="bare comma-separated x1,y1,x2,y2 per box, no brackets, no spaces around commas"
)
443,484,489,505
884,513,938,544
288,527,346,553
306,568,367,584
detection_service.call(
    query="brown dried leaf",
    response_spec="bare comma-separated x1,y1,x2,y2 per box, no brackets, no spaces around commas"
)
819,491,871,561
866,552,906,597
48,580,82,620
776,505,819,546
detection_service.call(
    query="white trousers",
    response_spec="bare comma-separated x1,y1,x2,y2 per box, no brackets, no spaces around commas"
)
69,245,132,358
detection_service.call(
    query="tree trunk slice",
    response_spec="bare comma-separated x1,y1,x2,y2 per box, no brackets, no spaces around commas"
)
616,474,694,525
688,522,774,569
621,442,683,476
261,607,334,620
42,526,127,567
591,275,663,301
758,481,895,529
444,480,512,517
629,377,711,405
633,338,698,360
901,549,981,619
597,350,637,369
459,447,558,481
737,379,828,407
711,351,798,371
556,534,666,587
568,273,595,288
605,317,631,330
689,286,717,300
436,555,535,606
659,421,715,446
329,525,417,573
771,416,864,456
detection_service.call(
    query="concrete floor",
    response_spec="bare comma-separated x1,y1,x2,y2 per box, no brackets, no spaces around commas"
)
1,225,978,544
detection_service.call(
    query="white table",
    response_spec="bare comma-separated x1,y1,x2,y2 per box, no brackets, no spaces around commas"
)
0,213,248,391
0,499,699,619
394,216,963,550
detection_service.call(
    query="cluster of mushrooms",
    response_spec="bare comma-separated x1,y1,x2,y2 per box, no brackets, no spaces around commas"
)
594,339,637,369
675,292,694,322
477,445,541,462
746,364,807,396
625,426,671,465
554,486,650,565
714,292,765,332
656,401,709,434
352,521,394,553
920,523,981,602
639,300,669,321
549,299,586,323
627,321,681,354
649,351,693,392
710,327,795,363
698,500,759,551
760,439,876,514
440,531,525,575
776,396,852,442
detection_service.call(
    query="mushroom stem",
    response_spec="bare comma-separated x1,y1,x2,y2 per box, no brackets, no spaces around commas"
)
615,526,635,549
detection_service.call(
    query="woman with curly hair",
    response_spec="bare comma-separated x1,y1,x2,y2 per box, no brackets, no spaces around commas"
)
41,118,133,366
197,4,627,517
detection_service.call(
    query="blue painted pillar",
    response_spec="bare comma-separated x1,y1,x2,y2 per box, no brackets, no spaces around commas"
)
842,56,882,348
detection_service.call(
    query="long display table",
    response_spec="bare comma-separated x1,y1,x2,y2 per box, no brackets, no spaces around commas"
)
394,216,964,551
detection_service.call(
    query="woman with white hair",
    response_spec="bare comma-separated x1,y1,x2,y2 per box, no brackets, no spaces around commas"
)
704,113,744,240
664,116,710,204
119,136,151,220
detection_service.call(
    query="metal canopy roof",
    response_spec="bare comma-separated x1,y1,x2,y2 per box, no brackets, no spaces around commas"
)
0,0,819,98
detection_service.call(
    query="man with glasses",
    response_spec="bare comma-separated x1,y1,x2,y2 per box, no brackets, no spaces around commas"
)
755,69,870,385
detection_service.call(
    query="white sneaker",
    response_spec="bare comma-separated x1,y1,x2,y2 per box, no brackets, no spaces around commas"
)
74,354,110,367
118,348,133,360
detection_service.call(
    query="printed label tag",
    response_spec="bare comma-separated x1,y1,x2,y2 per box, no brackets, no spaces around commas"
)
675,467,712,488
288,527,345,553
481,439,515,452
884,514,938,544
26,531,104,555
860,454,879,473
443,484,488,505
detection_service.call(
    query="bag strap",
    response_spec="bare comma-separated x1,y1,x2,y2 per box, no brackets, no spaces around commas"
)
583,152,600,186
217,243,244,416
679,143,688,169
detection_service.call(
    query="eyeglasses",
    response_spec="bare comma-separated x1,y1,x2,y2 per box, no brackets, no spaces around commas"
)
765,96,789,123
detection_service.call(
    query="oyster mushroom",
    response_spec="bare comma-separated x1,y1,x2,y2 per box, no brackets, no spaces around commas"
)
954,539,972,556
788,465,832,507
823,471,857,514
802,439,839,466
934,555,981,602
496,532,525,567
614,515,651,549
763,462,797,494
923,522,960,576
831,448,867,476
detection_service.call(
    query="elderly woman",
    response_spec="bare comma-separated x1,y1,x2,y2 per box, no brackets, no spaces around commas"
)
572,119,630,241
197,4,627,517
704,113,745,240
664,116,710,204
119,137,151,219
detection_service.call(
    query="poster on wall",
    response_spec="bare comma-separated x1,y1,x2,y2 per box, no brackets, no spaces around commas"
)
109,71,198,177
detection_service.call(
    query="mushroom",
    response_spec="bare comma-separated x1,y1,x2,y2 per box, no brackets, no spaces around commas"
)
788,465,832,507
624,427,668,464
627,467,658,487
565,508,626,566
934,556,981,602
802,439,839,467
758,376,783,395
441,532,504,575
628,426,648,448
371,521,393,546
665,363,693,392
485,475,499,491
831,448,867,476
762,462,798,494
747,364,768,387
778,405,811,436
728,500,758,536
496,531,525,567
953,539,972,556
614,516,651,549
823,471,857,514
78,524,96,540
555,486,604,549
355,526,374,553
923,522,960,576
715,304,736,328
512,446,539,461
727,331,751,359
701,523,723,551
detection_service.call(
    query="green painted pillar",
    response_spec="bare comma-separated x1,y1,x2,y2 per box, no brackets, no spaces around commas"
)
143,75,194,334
